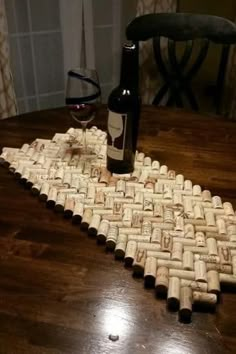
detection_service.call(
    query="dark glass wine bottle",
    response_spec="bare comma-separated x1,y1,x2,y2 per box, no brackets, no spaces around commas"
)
106,42,140,174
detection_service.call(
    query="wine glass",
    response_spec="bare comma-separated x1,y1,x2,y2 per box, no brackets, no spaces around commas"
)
65,67,101,156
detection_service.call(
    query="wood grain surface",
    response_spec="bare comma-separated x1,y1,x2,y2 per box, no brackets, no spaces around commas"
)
0,105,236,354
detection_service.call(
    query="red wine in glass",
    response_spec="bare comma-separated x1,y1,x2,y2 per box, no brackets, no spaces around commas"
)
66,102,97,124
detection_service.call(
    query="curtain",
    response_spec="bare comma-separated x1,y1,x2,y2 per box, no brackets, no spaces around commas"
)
59,0,95,83
0,0,17,119
222,45,236,120
136,0,177,104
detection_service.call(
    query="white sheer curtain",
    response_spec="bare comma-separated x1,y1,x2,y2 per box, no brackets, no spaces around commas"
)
136,0,177,104
60,0,122,102
0,0,17,119
59,0,95,81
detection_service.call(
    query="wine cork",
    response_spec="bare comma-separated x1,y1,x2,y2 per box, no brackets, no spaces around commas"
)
218,240,236,249
144,256,157,287
180,279,208,292
131,168,141,181
151,228,162,244
134,191,144,205
155,266,169,296
184,223,194,239
97,219,110,243
64,196,75,218
202,189,211,202
152,160,160,170
157,259,182,270
160,165,168,175
144,156,151,166
99,167,111,184
103,195,113,209
63,171,71,187
54,192,66,213
216,218,226,235
207,263,232,274
153,203,163,217
207,270,220,295
171,242,183,261
205,211,216,227
125,240,137,267
184,180,192,192
125,185,135,199
116,179,126,193
175,216,184,232
167,277,180,311
81,208,93,230
31,181,42,196
175,174,184,187
163,186,172,200
87,185,96,200
212,196,223,209
206,238,218,256
228,224,236,242
137,242,160,251
113,202,123,215
72,201,84,224
195,225,218,233
155,182,163,194
88,214,101,237
106,225,118,250
223,202,234,216
95,190,105,205
115,234,127,259
193,291,217,309
133,249,147,276
194,204,204,219
121,207,132,227
39,182,50,202
142,220,152,236
163,208,174,224
108,176,118,187
194,260,207,282
194,254,220,263
193,184,201,196
179,286,192,323
161,231,173,252
183,251,194,270
173,193,183,207
168,169,176,179
119,227,141,235
54,166,64,180
195,231,206,247
143,197,153,211
45,187,57,209
169,268,195,280
219,273,236,285
136,152,144,162
128,235,151,243
131,213,142,228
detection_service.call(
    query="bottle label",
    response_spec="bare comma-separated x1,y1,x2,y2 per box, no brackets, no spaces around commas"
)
107,110,127,161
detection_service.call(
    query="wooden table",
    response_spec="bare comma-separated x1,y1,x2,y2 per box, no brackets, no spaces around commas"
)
0,105,236,354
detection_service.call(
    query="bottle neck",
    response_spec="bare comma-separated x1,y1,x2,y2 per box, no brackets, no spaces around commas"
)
119,43,139,90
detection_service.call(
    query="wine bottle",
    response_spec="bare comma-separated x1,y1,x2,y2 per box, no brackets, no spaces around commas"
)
106,42,140,174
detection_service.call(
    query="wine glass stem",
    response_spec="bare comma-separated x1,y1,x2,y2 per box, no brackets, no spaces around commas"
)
81,122,87,153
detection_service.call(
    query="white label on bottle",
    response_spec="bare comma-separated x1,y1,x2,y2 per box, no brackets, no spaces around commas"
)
107,110,127,161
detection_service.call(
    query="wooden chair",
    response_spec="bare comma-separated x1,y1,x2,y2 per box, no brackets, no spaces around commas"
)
126,13,236,113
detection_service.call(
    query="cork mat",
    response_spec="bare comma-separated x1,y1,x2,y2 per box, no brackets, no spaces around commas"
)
1,126,236,323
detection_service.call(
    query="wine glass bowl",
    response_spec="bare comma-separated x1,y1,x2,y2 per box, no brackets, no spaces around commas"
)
65,67,101,156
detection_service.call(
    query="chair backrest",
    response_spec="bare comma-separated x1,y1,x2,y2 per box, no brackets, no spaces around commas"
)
126,13,236,112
